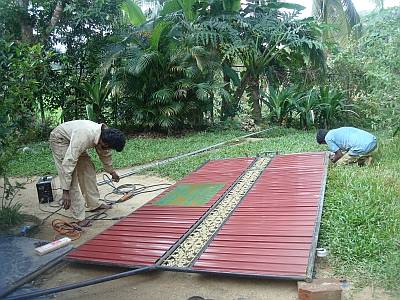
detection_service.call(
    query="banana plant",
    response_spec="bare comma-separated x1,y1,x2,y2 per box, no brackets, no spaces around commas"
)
121,0,146,26
222,0,241,13
160,0,199,21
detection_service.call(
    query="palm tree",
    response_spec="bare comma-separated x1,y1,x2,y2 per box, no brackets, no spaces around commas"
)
370,0,384,11
103,0,227,131
312,0,361,41
212,6,324,124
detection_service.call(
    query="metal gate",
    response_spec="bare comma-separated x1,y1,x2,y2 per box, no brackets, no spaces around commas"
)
67,152,328,281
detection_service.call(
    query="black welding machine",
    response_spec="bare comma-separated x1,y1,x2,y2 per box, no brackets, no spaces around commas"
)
36,176,54,204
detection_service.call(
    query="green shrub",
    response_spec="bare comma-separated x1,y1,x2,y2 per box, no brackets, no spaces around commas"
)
0,205,23,229
328,7,400,130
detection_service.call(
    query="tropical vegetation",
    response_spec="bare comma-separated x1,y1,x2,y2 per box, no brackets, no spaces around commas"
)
0,0,399,294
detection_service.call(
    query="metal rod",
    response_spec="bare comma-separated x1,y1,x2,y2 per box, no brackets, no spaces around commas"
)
97,128,274,185
5,266,156,300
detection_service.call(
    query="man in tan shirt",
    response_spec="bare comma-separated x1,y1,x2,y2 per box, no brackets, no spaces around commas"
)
49,120,126,226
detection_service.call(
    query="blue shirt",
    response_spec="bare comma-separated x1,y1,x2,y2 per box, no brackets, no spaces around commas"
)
325,127,377,156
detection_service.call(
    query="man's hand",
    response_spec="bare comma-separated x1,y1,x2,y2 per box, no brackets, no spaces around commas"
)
62,190,71,210
110,171,120,182
329,152,335,161
331,150,343,163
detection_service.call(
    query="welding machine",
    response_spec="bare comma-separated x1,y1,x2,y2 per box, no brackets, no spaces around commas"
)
36,176,54,203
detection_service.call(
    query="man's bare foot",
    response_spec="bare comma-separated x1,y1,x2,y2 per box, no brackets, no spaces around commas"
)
76,219,92,227
89,203,112,212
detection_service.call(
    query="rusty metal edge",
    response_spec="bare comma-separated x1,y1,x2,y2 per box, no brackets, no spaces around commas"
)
158,265,306,281
62,259,306,281
305,152,329,282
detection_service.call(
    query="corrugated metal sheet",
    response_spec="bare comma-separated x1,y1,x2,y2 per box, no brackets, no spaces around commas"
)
67,153,328,281
192,152,327,279
66,157,255,267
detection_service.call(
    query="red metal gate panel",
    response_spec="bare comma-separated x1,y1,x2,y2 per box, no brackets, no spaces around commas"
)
66,157,255,267
67,152,328,281
192,152,327,279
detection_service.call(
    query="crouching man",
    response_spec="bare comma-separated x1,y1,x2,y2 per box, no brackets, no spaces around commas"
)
49,120,126,227
316,127,377,166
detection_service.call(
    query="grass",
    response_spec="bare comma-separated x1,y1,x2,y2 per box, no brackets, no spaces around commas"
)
0,204,23,229
9,129,247,177
319,133,400,293
149,128,321,179
7,127,400,293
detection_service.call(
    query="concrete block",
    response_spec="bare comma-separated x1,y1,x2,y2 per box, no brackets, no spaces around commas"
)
298,279,342,300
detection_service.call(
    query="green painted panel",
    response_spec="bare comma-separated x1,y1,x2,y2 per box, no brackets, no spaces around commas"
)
155,183,225,206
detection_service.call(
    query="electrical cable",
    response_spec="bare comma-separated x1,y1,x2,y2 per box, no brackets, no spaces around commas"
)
38,178,171,239
39,201,71,220
39,206,63,226
5,266,156,300
100,174,170,204
39,203,125,222
51,219,82,240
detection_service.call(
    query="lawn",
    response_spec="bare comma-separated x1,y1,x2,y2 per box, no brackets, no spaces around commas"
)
9,127,400,293
9,129,249,177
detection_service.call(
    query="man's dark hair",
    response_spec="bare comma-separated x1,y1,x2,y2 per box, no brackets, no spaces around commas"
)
316,129,328,144
100,128,126,152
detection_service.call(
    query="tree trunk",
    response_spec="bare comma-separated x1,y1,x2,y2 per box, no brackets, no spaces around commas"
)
230,71,250,117
45,1,64,41
220,72,232,121
75,63,84,119
113,91,118,127
18,0,34,42
248,75,262,124
39,95,46,133
209,92,214,125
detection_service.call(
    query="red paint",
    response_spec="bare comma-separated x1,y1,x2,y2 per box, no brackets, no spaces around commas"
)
67,153,327,280
193,152,327,278
67,158,255,266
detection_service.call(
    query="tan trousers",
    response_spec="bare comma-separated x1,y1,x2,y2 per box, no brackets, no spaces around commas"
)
336,146,378,166
49,138,101,221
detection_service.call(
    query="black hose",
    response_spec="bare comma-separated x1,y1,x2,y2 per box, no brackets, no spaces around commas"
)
5,266,156,300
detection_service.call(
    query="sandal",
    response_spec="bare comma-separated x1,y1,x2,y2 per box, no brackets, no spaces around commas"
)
76,219,92,227
89,204,112,212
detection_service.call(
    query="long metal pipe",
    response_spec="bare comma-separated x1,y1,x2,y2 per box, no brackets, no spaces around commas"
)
7,129,273,299
5,266,156,300
97,128,274,185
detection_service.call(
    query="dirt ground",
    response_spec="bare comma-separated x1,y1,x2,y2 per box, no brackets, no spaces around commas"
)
10,168,399,300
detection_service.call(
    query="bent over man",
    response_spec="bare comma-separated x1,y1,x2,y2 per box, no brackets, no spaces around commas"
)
49,120,126,226
316,127,377,166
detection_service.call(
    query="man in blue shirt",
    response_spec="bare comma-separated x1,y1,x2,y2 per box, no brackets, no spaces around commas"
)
316,127,377,166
